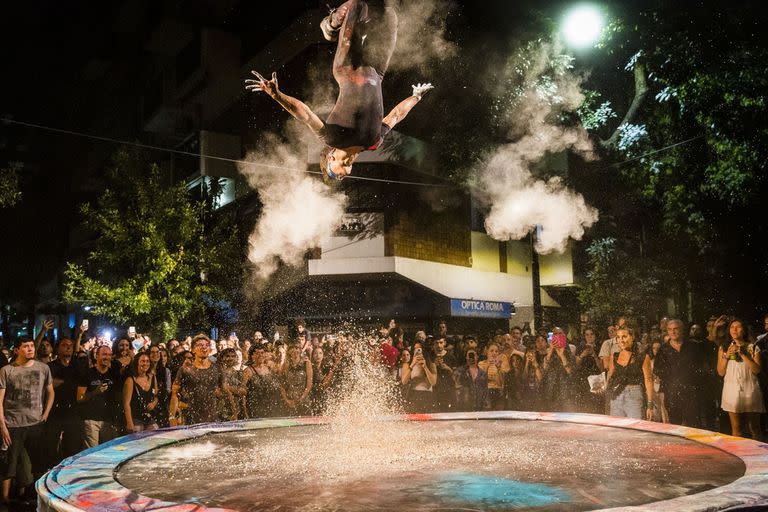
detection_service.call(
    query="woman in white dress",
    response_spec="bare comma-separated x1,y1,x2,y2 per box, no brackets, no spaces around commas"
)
717,319,764,438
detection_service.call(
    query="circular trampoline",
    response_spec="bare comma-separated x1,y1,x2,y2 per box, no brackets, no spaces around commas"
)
37,411,768,511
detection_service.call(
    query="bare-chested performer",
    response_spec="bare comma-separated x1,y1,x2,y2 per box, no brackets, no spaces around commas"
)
245,0,434,181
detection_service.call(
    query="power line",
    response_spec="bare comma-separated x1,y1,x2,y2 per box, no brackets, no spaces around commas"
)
602,134,705,170
0,117,452,188
2,117,707,188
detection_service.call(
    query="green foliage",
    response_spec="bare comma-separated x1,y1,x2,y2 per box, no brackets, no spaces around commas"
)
578,238,662,326
597,5,768,251
63,148,241,341
577,91,617,131
0,162,22,208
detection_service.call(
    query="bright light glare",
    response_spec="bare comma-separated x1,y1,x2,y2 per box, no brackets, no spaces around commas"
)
104,330,113,341
562,5,604,48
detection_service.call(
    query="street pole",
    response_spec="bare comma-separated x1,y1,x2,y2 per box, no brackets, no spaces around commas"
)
531,229,542,331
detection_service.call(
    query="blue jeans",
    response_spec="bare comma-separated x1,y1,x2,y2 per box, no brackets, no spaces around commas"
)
610,384,644,419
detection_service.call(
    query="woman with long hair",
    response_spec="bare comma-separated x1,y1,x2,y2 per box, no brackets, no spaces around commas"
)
717,318,764,438
646,337,670,423
400,341,437,413
217,348,245,421
122,353,159,432
309,346,328,414
242,346,281,418
148,345,171,427
113,338,134,373
278,344,313,416
606,326,654,419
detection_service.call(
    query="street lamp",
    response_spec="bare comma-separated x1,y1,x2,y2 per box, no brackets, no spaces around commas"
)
562,4,604,48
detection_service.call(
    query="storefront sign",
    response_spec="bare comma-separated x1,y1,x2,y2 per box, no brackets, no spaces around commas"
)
450,298,514,319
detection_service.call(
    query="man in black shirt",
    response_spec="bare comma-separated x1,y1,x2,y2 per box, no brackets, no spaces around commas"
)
76,345,120,448
653,319,706,427
757,312,768,437
245,0,434,181
44,336,86,468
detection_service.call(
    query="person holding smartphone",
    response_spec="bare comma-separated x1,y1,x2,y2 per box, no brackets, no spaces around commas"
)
478,341,509,410
541,330,575,412
34,318,55,363
76,345,120,447
453,349,488,411
400,342,437,413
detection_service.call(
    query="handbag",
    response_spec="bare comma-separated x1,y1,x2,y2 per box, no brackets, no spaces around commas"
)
587,373,605,394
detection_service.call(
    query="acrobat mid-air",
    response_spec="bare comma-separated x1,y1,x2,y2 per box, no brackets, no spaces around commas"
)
245,0,434,181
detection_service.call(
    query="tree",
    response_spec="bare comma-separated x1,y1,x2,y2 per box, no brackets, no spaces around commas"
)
591,4,768,249
0,162,22,208
63,148,242,341
577,237,663,327
578,2,768,318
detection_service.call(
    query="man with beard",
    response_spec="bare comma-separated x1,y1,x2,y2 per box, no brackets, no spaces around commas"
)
170,334,230,426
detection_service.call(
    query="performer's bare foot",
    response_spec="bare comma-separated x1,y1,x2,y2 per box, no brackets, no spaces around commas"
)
321,4,349,41
330,5,349,29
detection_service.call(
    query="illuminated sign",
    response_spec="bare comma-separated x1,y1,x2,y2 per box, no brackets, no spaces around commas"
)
450,299,514,319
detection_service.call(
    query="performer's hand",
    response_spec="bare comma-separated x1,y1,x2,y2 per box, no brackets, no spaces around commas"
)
245,71,279,98
412,83,434,100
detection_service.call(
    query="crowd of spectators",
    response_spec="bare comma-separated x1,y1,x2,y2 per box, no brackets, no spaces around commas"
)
0,313,766,508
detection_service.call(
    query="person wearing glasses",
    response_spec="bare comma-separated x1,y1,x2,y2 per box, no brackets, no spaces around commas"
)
245,0,434,182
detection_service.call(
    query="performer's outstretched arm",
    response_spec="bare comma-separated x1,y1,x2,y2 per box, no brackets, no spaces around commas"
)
383,83,434,129
245,71,324,133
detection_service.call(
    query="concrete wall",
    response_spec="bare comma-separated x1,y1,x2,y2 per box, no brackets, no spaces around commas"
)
539,243,574,286
471,232,501,272
506,239,532,278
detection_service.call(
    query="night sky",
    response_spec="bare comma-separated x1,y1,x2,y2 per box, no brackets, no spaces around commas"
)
0,0,586,304
2,1,763,325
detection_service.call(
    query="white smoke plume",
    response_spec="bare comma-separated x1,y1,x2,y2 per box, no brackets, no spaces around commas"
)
480,145,598,253
474,40,598,253
390,0,458,71
238,126,347,280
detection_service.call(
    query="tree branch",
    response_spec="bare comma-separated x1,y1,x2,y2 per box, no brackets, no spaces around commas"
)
601,62,649,149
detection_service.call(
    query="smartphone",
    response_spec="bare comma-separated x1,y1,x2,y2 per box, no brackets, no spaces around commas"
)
81,319,89,330
128,326,136,337
551,333,567,349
